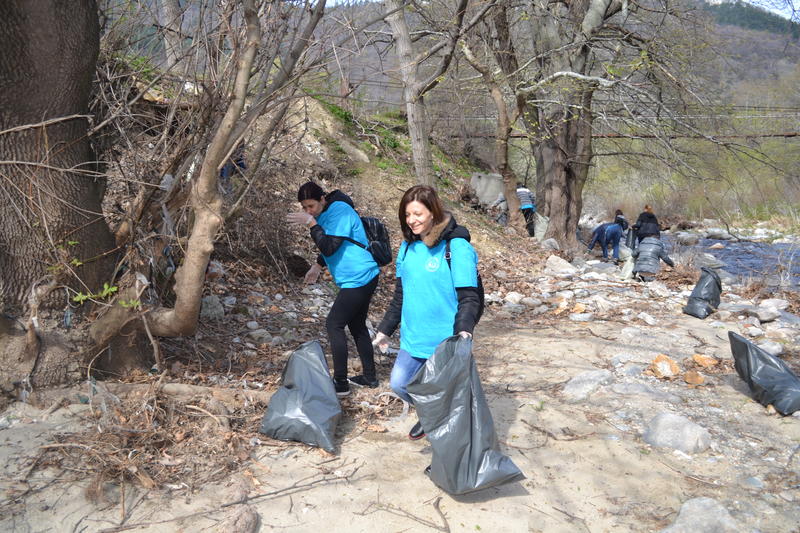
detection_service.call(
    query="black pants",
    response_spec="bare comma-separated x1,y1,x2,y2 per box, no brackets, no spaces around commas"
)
327,274,379,382
521,208,536,237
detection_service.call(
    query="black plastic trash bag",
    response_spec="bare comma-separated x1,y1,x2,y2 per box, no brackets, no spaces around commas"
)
407,336,523,495
625,227,637,249
729,331,800,415
259,341,341,452
683,267,722,319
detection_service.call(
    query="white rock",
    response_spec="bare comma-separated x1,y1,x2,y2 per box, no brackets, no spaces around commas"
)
504,291,525,304
562,370,613,402
757,340,783,356
638,312,657,326
660,497,741,533
643,413,711,454
544,255,578,275
760,298,789,310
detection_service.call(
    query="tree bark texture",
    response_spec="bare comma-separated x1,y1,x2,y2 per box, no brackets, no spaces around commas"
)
0,0,116,312
535,91,594,249
384,0,435,186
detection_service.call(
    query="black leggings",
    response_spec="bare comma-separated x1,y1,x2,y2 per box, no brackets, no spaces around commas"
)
327,274,379,382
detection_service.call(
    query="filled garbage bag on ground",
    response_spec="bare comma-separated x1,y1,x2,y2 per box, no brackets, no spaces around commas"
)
729,331,800,415
683,267,722,319
259,341,341,452
407,336,523,495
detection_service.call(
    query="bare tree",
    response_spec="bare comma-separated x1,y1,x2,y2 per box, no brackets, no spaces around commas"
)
383,0,496,185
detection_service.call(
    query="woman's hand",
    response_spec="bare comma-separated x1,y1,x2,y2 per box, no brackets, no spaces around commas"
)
458,331,472,339
304,263,322,284
286,211,315,227
372,332,390,353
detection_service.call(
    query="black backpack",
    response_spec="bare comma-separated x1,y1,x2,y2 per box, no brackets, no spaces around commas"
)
445,239,485,323
341,216,392,267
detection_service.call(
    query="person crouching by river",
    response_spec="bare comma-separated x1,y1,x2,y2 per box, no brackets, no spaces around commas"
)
373,185,481,441
286,182,380,397
632,235,675,282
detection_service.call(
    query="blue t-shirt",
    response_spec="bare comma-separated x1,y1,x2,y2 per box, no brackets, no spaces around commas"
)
397,237,478,359
316,201,379,288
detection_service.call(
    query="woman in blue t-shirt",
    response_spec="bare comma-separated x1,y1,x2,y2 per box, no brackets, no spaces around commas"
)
286,182,380,397
374,185,481,441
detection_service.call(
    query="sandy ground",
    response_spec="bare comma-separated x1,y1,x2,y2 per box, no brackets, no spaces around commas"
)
2,312,799,533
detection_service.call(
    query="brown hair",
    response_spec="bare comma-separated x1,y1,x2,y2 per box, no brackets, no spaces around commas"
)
644,204,653,214
398,185,445,242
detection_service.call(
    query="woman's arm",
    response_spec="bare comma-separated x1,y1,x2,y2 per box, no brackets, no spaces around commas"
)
377,278,403,336
310,225,345,256
454,287,480,334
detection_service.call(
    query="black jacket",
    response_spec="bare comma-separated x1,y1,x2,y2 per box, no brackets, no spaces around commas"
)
378,213,481,336
634,211,660,238
310,190,355,266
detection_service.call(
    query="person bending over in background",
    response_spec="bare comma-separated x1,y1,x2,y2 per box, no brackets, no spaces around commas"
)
633,204,660,244
373,185,481,441
286,182,380,397
632,235,675,282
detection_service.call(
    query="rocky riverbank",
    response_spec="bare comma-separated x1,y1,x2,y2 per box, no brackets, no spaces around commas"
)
1,251,799,532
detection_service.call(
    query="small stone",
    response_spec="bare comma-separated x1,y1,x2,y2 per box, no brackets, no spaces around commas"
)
760,298,789,310
756,340,783,356
246,321,260,330
643,413,711,454
562,370,613,402
638,312,657,325
569,312,594,322
708,242,725,250
521,297,542,308
200,295,225,321
504,291,525,304
270,336,285,346
744,326,764,338
660,497,740,532
755,306,781,323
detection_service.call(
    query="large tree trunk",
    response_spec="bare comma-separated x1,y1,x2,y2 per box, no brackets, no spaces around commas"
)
0,0,115,312
159,0,185,74
0,1,144,394
384,0,434,185
536,92,594,249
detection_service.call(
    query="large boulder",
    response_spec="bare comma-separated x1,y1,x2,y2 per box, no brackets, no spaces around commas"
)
469,172,504,207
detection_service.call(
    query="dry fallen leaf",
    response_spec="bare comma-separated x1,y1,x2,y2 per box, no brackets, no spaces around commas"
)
684,370,705,386
366,424,387,433
572,303,587,313
650,354,680,379
692,354,718,368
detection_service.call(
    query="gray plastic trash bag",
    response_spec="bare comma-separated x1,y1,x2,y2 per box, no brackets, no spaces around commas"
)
407,336,523,495
683,267,722,319
259,341,341,452
729,332,800,415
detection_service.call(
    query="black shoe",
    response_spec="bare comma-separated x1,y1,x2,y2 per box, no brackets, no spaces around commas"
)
332,379,350,397
424,465,431,476
348,375,379,388
408,420,425,440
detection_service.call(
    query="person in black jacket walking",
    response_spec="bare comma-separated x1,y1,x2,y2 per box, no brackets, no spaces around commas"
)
373,185,481,441
633,205,660,244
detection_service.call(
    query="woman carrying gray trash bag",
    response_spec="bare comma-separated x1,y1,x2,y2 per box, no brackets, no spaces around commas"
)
373,185,481,441
286,182,380,398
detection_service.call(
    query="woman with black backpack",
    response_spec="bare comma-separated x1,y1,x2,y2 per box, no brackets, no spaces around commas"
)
373,185,481,441
286,182,380,397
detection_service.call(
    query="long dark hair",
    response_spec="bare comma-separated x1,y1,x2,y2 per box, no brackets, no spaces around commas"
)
398,185,445,242
297,181,325,202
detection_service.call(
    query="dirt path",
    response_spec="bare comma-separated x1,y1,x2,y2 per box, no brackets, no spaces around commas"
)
2,313,799,532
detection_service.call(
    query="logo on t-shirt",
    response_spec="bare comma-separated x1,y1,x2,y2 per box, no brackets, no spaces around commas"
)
425,256,441,272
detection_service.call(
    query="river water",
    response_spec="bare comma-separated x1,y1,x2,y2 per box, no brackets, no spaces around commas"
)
663,236,800,287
